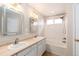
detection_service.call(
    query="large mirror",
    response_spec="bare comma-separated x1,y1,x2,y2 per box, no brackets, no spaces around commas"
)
29,17,38,34
0,6,24,36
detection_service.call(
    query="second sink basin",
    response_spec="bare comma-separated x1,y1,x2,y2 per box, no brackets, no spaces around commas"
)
8,42,27,50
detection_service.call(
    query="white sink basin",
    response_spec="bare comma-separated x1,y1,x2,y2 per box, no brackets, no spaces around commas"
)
8,42,27,50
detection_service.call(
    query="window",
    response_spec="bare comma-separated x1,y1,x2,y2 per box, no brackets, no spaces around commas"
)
46,18,63,25
46,19,54,25
55,18,63,24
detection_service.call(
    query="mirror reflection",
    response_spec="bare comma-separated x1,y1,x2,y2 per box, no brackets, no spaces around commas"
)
29,17,38,34
0,6,24,36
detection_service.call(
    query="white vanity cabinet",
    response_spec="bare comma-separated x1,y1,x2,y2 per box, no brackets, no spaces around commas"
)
25,45,37,56
16,39,46,56
16,44,37,56
24,44,37,56
37,39,46,56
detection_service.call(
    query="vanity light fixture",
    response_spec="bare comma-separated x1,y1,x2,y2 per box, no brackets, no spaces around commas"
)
3,3,23,12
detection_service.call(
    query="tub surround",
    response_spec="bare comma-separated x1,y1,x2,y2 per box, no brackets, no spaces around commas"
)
0,36,45,56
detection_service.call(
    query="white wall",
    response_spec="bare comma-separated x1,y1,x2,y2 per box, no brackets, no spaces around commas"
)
64,4,75,56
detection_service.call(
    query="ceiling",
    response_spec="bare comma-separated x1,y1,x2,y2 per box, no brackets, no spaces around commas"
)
28,3,66,17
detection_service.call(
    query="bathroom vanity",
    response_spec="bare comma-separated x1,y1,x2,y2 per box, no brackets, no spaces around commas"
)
0,37,46,56
0,4,46,56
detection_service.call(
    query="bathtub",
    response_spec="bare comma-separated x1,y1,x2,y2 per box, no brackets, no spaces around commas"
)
46,40,68,56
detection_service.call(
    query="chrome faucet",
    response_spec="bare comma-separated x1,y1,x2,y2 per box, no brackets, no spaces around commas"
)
14,38,19,44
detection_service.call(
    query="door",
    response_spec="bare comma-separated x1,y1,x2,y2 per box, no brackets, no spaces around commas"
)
75,4,79,56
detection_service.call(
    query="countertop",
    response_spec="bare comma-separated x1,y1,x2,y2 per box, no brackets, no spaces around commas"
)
0,37,45,56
